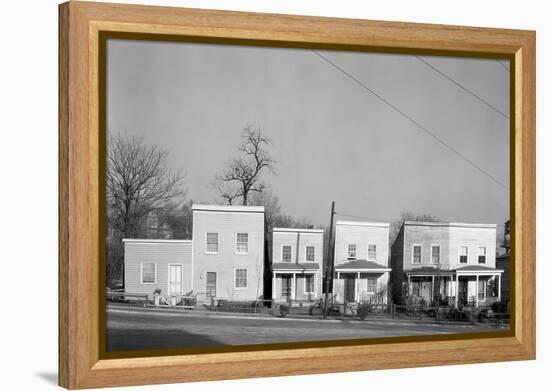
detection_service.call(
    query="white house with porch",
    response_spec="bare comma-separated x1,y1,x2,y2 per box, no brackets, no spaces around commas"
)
390,221,503,308
332,221,391,304
271,227,323,304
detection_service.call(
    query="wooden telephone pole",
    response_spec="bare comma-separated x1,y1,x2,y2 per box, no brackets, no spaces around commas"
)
323,201,336,319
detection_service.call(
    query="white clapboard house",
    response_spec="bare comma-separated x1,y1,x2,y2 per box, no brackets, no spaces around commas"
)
271,227,323,304
332,220,391,304
123,204,265,303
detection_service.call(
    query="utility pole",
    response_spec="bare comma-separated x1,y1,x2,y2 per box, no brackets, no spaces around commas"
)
323,201,336,319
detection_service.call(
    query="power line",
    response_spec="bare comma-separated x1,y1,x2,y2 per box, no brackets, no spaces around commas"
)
496,59,510,71
311,49,509,191
415,55,509,119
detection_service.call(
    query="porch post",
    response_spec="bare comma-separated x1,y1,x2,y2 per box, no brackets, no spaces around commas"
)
291,273,296,300
407,274,411,295
272,272,277,300
454,274,458,308
497,273,501,301
475,274,479,308
356,271,360,302
431,275,435,303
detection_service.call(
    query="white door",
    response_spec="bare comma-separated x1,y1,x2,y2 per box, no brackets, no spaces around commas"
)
168,264,183,296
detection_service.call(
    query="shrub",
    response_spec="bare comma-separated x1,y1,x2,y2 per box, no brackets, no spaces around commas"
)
279,304,290,318
357,304,370,320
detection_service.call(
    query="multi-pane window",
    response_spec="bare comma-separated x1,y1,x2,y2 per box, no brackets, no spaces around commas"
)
141,263,156,283
206,272,217,297
478,247,487,264
347,244,357,260
305,246,315,262
236,233,248,254
367,244,376,260
206,232,219,253
478,279,486,301
304,275,315,293
235,269,247,289
431,245,441,264
367,278,377,294
412,245,422,264
459,246,468,263
282,245,292,262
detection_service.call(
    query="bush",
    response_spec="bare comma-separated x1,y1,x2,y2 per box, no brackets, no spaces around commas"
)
357,304,370,320
279,304,289,318
491,301,508,313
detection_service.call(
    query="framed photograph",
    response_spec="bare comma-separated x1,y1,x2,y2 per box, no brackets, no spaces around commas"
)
59,1,535,389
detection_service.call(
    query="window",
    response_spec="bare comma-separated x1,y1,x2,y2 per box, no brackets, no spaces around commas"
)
141,263,156,283
368,244,377,260
206,272,217,297
206,232,219,253
305,246,315,262
282,245,292,262
236,233,248,254
235,269,248,289
412,245,422,264
347,244,357,260
431,245,441,264
459,246,468,263
478,247,487,264
478,279,487,301
367,278,377,294
304,275,315,293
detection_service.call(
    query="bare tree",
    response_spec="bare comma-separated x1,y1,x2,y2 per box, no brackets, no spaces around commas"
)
106,133,186,285
212,126,275,205
107,133,186,238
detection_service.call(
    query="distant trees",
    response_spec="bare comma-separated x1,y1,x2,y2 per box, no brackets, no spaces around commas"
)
106,133,186,284
212,126,275,205
390,211,442,245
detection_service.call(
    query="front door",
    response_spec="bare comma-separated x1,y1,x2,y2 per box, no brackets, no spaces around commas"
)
420,281,432,302
458,279,468,305
168,264,183,296
281,275,292,299
344,276,356,302
206,272,217,298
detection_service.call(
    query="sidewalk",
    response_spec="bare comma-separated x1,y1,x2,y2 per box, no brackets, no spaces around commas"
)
106,302,503,329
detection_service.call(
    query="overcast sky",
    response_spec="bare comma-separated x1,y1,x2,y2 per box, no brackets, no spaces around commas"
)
107,39,509,231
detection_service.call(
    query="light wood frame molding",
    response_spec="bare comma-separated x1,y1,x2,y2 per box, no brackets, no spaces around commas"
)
58,1,536,389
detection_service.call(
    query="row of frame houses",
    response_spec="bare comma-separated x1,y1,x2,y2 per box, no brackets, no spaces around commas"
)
123,204,505,307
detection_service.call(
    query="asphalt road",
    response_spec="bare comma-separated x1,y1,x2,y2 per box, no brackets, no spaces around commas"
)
106,307,507,352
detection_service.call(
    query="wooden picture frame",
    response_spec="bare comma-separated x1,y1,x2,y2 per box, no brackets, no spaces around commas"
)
58,1,536,389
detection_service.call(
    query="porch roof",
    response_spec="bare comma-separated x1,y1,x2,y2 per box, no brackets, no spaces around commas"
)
272,262,320,271
455,265,504,274
405,267,454,276
335,260,391,272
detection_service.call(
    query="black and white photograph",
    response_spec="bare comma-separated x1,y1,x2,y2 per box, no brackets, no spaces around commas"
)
104,39,511,352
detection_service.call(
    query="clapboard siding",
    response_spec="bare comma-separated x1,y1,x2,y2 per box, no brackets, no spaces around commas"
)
124,240,193,298
272,228,324,300
334,221,390,267
192,207,264,301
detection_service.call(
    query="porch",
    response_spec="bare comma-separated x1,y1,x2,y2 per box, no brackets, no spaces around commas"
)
272,262,320,304
333,260,391,304
405,265,503,308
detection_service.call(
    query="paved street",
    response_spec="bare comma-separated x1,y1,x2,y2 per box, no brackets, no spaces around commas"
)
106,306,508,351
